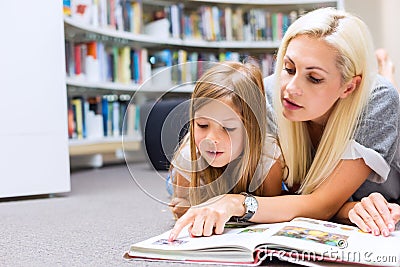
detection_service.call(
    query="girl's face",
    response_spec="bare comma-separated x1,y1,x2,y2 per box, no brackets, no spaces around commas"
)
193,98,245,168
280,35,350,125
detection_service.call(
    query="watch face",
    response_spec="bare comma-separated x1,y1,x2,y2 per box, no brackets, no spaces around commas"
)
244,196,258,212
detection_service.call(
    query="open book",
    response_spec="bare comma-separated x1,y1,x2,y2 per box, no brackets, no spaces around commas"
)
124,217,400,266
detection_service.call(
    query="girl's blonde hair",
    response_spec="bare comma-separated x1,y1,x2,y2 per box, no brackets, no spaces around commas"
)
174,61,269,205
273,7,377,194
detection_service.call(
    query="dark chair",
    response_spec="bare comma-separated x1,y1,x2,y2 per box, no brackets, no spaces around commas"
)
140,98,190,170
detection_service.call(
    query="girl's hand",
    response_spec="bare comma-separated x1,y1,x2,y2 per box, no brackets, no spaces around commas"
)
349,192,400,236
169,197,190,219
168,194,244,241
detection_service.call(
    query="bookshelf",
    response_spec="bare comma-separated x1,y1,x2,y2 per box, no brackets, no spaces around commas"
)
63,0,342,167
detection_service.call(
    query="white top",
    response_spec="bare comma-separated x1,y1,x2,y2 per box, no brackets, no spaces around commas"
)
342,140,389,183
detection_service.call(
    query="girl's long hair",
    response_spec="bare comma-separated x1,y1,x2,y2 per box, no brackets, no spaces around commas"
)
175,61,270,205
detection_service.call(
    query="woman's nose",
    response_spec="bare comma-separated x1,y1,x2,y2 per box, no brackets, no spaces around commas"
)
285,77,303,96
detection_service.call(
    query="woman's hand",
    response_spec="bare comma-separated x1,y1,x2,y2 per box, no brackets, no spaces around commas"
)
169,197,190,219
349,192,400,236
168,194,245,241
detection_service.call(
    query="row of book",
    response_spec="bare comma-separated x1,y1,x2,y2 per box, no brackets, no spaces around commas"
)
65,39,276,85
64,0,303,42
65,40,151,84
164,5,299,42
68,94,140,140
150,49,276,85
64,0,143,34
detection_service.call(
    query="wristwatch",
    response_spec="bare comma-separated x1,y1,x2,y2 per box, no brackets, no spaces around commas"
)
235,192,258,222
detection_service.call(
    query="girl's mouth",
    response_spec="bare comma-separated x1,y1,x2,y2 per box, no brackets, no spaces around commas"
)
206,151,223,158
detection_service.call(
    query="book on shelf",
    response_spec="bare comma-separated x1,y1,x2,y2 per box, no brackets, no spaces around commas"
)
68,94,139,141
71,0,92,25
63,0,71,16
71,97,85,139
124,217,400,266
65,39,150,85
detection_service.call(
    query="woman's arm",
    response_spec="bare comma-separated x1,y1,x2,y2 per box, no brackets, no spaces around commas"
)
251,158,372,222
170,172,191,219
335,193,400,236
169,158,371,241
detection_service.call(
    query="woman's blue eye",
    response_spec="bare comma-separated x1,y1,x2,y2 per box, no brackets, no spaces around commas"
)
284,67,295,75
308,75,323,84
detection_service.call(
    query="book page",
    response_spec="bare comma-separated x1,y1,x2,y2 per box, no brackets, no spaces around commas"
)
131,222,285,251
259,217,400,266
129,223,285,262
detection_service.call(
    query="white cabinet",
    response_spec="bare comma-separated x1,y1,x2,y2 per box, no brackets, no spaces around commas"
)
0,0,70,197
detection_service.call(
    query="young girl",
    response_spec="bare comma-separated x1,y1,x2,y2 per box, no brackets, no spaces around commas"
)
169,7,400,241
169,61,284,226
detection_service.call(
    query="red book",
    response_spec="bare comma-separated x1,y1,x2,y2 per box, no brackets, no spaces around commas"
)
74,44,82,75
68,108,75,139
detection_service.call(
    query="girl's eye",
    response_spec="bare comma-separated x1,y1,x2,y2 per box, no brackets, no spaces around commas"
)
308,75,323,84
224,127,236,132
283,67,295,75
196,123,208,128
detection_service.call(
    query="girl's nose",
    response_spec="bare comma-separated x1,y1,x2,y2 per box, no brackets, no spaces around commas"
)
205,132,219,144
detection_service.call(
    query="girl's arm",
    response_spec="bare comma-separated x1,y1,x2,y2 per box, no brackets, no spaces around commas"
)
260,159,284,197
170,172,191,219
169,158,371,240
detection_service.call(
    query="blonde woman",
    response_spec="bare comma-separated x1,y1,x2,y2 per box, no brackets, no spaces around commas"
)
169,7,400,241
169,61,284,224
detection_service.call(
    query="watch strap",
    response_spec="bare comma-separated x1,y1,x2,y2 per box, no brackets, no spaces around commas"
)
232,192,257,223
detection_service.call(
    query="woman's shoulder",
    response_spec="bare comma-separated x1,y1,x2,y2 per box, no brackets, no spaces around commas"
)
362,75,400,124
355,75,400,163
370,75,399,107
263,74,276,100
263,75,279,135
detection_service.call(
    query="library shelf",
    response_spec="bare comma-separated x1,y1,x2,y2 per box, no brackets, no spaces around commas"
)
69,136,141,156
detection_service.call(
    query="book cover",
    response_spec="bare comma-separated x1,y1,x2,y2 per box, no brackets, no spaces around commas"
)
101,96,108,136
112,100,120,137
72,98,83,139
224,7,232,41
119,46,131,84
125,103,136,137
63,0,71,16
71,0,92,25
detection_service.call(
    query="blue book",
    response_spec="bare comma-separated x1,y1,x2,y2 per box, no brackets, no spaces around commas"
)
102,97,109,137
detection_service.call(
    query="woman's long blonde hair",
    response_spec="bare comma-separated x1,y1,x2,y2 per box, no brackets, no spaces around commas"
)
273,7,377,194
175,61,269,205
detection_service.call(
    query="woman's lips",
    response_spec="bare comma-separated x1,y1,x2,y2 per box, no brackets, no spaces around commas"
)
283,98,303,110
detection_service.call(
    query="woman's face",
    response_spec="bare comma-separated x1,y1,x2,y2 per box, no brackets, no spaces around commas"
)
193,98,245,168
280,35,349,125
